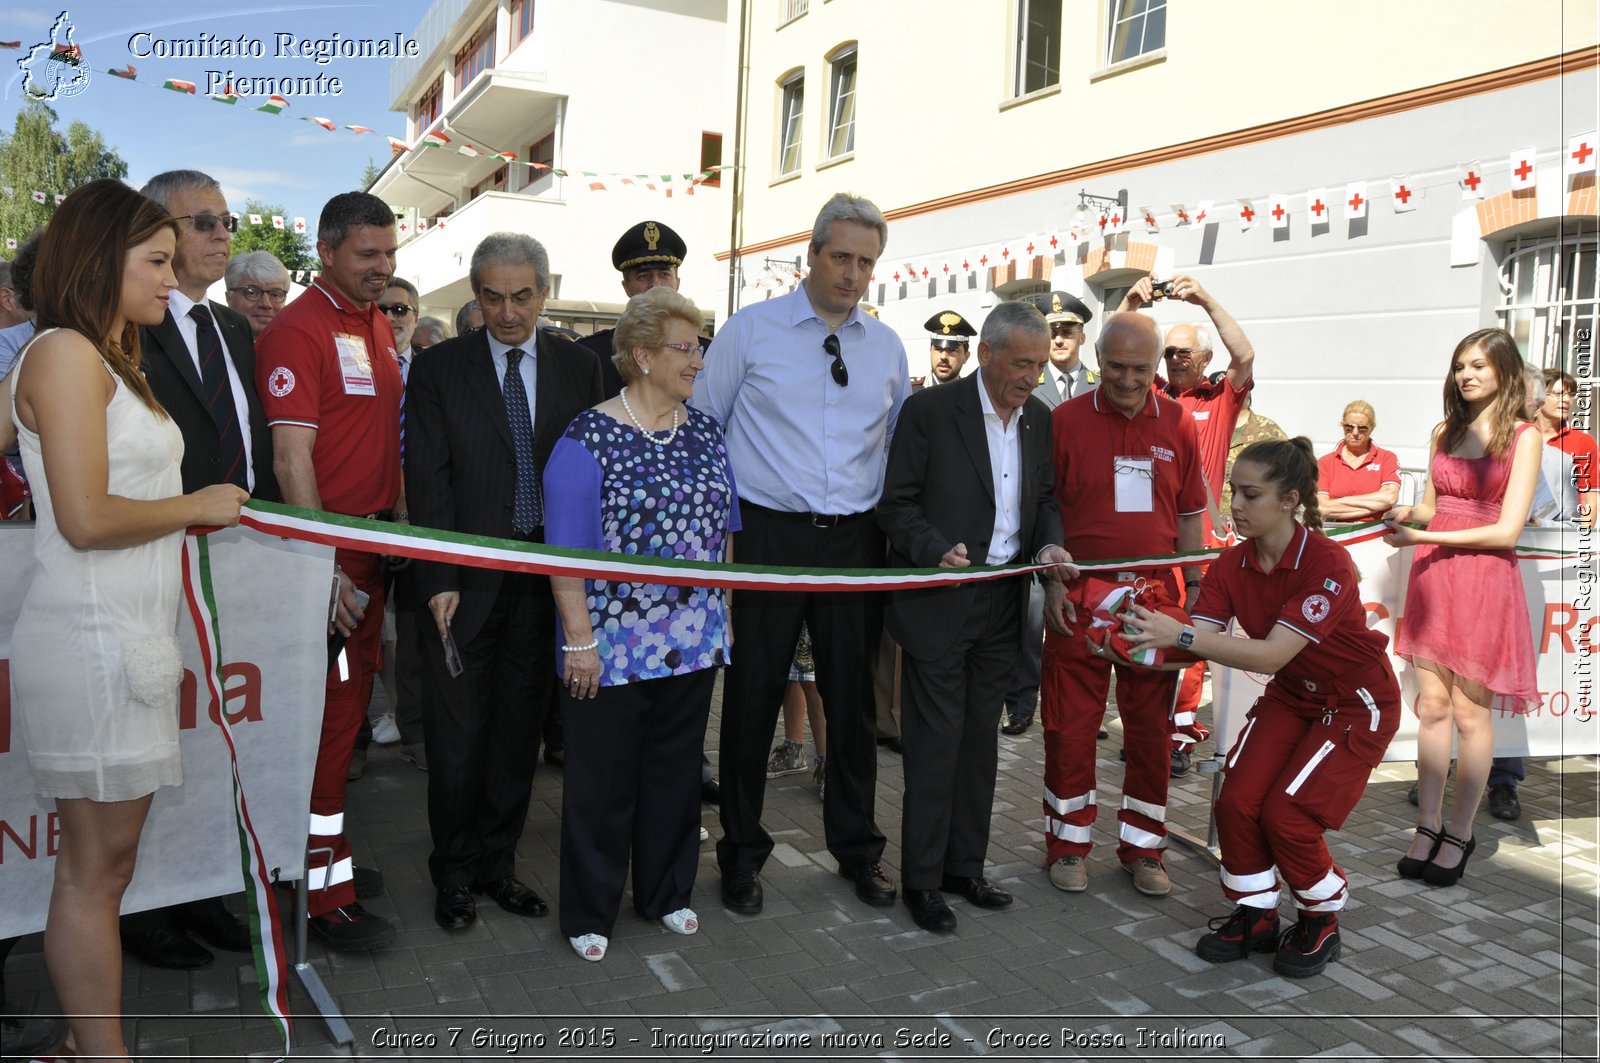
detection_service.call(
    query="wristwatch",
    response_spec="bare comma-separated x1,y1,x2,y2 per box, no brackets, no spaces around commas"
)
1178,626,1197,649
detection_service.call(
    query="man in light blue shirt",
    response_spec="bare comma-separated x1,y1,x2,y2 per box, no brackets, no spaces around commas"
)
693,193,909,915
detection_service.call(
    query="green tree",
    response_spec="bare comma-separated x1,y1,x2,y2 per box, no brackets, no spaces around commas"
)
360,156,380,192
231,199,315,273
0,100,127,256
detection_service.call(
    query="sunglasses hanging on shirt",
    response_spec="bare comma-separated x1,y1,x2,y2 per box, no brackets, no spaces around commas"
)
823,333,848,387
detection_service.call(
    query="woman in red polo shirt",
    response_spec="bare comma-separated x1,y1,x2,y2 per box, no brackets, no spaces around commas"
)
1126,437,1399,979
1318,400,1401,522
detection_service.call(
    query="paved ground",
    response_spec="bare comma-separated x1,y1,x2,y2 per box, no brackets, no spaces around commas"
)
5,680,1598,1062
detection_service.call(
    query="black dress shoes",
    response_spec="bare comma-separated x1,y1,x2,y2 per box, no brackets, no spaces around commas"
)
470,877,548,916
177,897,252,951
721,869,763,914
435,885,477,929
122,918,214,969
940,875,1014,908
904,889,957,932
1000,711,1033,736
839,861,897,906
702,777,722,805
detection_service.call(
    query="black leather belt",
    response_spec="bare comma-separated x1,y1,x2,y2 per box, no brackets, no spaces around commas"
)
741,499,872,528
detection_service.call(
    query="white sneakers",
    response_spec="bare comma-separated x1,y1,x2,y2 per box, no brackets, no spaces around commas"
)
370,712,400,745
661,908,699,935
570,933,607,962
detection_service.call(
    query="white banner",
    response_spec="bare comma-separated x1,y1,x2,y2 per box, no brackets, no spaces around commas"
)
0,525,332,940
1213,527,1597,761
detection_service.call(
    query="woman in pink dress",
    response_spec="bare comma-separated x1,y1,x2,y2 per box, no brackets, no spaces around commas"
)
1384,328,1541,887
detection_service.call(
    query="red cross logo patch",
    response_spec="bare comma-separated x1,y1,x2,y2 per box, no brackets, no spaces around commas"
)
267,367,296,397
1302,594,1331,623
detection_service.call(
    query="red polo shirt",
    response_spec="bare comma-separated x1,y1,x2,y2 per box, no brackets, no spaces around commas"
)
1053,388,1207,562
257,279,402,517
1549,424,1598,493
1167,374,1253,499
1317,443,1401,506
1192,524,1390,685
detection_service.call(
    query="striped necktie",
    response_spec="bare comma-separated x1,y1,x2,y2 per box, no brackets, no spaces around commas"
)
503,348,541,532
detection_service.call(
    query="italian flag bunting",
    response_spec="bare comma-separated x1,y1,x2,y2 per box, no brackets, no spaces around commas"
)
162,78,196,94
256,94,289,114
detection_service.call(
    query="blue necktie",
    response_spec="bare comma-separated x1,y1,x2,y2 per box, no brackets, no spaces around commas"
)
503,348,541,532
188,306,247,489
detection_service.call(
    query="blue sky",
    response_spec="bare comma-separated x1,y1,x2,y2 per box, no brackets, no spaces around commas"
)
2,1,433,215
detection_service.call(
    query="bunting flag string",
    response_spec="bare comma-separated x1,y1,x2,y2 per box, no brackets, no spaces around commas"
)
744,142,1595,303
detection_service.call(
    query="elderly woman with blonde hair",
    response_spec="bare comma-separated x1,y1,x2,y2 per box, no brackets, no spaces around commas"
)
543,285,738,962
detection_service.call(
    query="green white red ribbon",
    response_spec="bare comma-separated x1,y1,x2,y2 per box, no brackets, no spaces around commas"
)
234,503,1578,588
181,535,292,1051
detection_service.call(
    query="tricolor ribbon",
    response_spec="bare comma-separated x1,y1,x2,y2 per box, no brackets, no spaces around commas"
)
232,504,1577,587
181,536,292,1051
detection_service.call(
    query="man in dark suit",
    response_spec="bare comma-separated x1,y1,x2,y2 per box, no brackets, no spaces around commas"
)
120,169,276,970
406,232,602,930
878,300,1073,932
1002,290,1098,736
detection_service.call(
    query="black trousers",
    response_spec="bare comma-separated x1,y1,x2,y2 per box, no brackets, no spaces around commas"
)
354,565,431,751
423,571,554,889
716,503,886,873
899,579,1023,889
558,669,715,937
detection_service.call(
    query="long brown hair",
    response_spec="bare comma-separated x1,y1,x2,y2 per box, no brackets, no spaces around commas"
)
31,178,177,415
1440,327,1527,457
1238,437,1323,532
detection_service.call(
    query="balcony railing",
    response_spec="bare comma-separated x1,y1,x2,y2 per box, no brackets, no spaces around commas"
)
779,0,809,27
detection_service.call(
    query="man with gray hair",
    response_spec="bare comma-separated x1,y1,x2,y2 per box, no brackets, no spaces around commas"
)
879,301,1074,930
455,299,483,336
257,190,405,951
224,250,291,338
693,192,909,915
405,232,601,931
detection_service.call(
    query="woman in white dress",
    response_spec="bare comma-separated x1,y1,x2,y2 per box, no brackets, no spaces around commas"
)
9,179,247,1061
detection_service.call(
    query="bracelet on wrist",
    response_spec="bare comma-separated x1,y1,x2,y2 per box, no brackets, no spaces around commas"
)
393,510,409,521
562,639,599,653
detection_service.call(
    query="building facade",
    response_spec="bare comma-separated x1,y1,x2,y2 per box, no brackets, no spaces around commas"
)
374,0,731,333
721,0,1598,468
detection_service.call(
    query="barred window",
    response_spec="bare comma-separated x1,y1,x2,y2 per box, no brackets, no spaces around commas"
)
1497,228,1599,373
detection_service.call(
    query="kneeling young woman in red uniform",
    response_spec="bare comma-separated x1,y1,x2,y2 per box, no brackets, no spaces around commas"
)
1126,438,1398,978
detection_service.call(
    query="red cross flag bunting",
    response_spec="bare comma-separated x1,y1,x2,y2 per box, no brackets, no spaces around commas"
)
271,215,285,230
1194,199,1213,225
1237,197,1257,231
1458,161,1484,200
1343,181,1368,221
1269,193,1290,230
1508,147,1537,190
1140,206,1160,233
1567,131,1598,177
293,217,307,233
1391,175,1417,213
1107,208,1125,234
1306,188,1330,226
248,213,264,226
1170,203,1190,227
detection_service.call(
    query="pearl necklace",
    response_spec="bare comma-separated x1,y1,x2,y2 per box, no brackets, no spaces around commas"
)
619,387,681,445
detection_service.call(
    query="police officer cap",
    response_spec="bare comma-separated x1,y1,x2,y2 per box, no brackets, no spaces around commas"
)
925,310,976,349
1029,291,1093,326
612,220,687,272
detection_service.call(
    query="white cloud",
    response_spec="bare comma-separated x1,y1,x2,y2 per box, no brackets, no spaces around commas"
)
208,165,311,190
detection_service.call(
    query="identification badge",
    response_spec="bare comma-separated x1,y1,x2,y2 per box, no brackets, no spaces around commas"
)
1113,456,1154,513
335,333,376,395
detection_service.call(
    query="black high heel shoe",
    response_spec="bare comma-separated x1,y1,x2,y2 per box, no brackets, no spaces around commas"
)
1421,831,1476,886
1397,826,1443,879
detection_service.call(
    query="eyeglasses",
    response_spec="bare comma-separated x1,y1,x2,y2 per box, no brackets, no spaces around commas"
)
478,286,538,308
823,333,847,387
1163,346,1197,358
378,302,415,317
181,212,237,233
229,284,288,304
659,341,703,356
1341,423,1372,434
